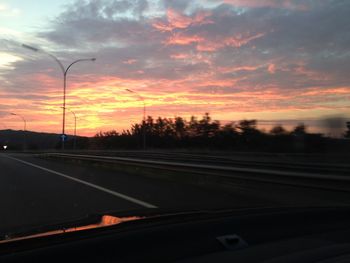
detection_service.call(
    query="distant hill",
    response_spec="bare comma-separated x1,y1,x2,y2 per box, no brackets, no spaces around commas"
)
0,130,89,150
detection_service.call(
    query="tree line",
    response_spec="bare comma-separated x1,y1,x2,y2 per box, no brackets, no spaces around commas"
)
89,113,350,153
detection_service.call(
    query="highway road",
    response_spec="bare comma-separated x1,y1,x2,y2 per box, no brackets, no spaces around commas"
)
1,153,350,238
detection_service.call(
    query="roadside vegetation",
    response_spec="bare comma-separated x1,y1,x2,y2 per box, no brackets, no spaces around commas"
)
90,113,350,153
1,113,349,152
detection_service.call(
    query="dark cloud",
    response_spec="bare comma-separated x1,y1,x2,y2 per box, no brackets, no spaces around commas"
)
39,0,150,47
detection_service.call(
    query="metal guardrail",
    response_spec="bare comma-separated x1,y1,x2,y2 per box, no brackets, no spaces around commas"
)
39,153,350,192
35,150,350,175
86,151,350,175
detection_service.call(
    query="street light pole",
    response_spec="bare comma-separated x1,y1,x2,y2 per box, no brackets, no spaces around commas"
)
10,112,26,151
10,113,26,131
61,59,95,150
61,107,77,150
126,89,146,150
22,44,95,150
72,110,77,150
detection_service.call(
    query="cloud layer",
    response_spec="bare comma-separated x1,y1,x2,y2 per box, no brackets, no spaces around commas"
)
0,0,349,135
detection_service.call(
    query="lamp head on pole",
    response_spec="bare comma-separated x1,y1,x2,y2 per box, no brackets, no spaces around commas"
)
22,44,39,52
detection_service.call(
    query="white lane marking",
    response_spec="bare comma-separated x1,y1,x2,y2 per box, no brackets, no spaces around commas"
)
5,155,157,209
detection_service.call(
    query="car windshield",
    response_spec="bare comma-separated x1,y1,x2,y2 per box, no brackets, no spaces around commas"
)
0,0,349,240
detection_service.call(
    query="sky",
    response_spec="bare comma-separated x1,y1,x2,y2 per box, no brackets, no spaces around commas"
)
0,0,349,136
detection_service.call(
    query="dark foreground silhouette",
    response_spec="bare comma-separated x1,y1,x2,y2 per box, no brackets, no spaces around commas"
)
90,113,350,153
1,113,349,153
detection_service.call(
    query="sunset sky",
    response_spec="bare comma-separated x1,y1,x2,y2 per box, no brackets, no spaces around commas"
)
1,0,349,136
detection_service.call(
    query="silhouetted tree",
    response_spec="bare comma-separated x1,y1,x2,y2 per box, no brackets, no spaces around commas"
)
270,125,287,135
187,116,199,137
174,117,186,139
345,122,350,138
222,123,237,136
198,113,220,137
236,120,259,135
292,123,307,136
236,120,263,148
290,123,308,151
90,114,350,152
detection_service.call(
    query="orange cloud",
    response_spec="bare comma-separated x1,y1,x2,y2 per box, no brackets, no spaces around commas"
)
123,59,137,64
165,33,204,45
225,33,265,47
170,53,190,59
153,9,213,32
268,64,276,74
166,8,193,29
218,65,260,73
197,32,265,51
165,31,265,52
301,87,350,96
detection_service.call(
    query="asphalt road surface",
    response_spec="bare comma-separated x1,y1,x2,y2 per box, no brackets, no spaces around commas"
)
1,153,350,237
